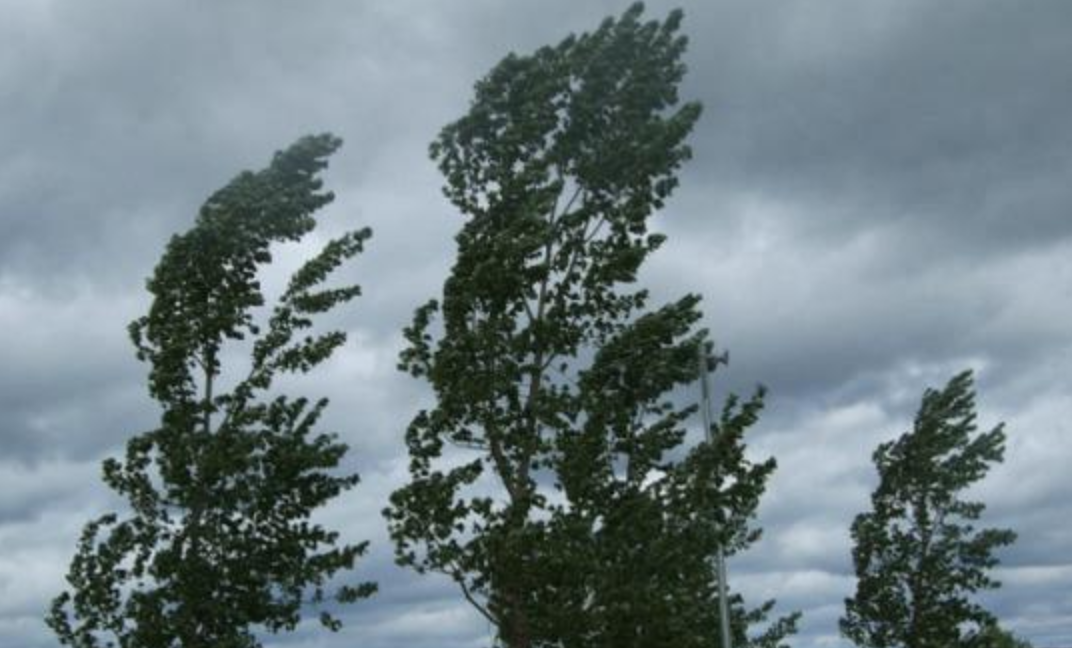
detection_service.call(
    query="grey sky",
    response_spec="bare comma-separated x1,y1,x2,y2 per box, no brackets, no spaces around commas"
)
2,1,1070,646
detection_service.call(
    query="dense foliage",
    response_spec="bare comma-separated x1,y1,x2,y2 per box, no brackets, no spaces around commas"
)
48,135,375,648
842,370,1016,648
386,5,796,647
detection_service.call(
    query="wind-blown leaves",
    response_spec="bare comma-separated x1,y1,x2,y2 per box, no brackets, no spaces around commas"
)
386,5,796,647
841,370,1017,648
48,135,375,648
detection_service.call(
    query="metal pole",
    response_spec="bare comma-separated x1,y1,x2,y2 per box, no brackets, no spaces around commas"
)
698,344,733,648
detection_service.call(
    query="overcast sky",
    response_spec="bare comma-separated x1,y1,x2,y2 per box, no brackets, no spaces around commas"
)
2,1,1071,647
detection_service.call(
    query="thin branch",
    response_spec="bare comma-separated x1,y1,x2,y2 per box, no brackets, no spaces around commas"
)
447,437,489,451
557,184,584,222
485,419,522,504
439,563,498,627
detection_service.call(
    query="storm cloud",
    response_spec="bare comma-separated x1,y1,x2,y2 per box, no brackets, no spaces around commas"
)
2,1,1070,647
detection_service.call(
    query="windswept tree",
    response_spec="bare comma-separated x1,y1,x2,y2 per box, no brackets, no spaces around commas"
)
841,370,1017,648
386,5,797,647
48,134,375,648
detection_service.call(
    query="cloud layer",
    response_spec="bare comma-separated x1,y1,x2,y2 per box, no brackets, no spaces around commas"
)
2,1,1070,647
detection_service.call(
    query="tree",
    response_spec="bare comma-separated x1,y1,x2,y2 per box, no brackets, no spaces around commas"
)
970,625,1034,648
385,5,797,647
48,134,376,648
841,370,1017,648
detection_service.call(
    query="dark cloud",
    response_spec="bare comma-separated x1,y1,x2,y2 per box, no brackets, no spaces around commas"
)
679,0,1072,254
2,2,1070,647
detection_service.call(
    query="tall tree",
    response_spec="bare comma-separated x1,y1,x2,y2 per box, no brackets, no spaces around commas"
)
841,370,1017,648
48,134,375,648
386,5,796,647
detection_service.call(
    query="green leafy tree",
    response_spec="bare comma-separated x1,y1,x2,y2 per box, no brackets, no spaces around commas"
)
841,370,1017,648
386,5,797,647
48,134,376,648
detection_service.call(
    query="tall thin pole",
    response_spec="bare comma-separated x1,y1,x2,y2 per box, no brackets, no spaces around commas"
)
698,345,733,648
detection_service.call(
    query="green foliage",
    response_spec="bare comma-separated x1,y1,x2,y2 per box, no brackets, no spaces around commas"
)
47,134,375,648
969,625,1034,648
386,4,796,647
841,370,1017,648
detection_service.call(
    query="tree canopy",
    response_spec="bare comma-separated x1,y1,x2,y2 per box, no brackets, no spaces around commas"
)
386,4,796,647
48,134,375,648
841,370,1016,648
